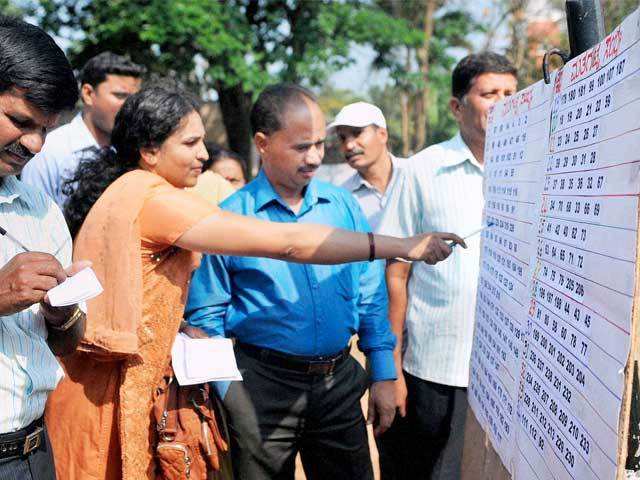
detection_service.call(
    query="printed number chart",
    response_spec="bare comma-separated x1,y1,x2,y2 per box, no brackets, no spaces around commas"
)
467,7,640,480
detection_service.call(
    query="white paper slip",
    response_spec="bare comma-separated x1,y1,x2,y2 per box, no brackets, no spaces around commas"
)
47,267,104,307
171,333,242,386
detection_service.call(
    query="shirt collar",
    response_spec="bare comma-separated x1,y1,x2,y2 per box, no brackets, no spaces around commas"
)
344,153,400,194
0,176,24,205
439,132,483,171
253,169,329,215
68,113,99,153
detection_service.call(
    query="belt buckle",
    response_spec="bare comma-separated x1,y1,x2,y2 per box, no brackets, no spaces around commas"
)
307,360,332,375
23,427,42,455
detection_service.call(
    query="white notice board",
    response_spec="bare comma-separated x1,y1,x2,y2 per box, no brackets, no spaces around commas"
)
467,7,640,480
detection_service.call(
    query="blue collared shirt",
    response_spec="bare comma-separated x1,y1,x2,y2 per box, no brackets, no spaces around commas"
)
185,169,396,382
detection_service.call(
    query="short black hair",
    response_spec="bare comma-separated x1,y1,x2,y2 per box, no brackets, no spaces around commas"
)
203,142,247,178
452,52,517,99
80,52,146,88
250,83,317,136
0,15,78,114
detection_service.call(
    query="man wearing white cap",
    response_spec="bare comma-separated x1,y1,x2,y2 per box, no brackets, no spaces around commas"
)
329,102,403,232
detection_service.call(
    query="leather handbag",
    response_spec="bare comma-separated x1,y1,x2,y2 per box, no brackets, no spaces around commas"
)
153,364,228,480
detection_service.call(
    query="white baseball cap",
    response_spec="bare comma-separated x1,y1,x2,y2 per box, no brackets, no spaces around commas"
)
327,102,387,131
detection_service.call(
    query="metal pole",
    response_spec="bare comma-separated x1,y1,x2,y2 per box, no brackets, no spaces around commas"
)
565,0,606,58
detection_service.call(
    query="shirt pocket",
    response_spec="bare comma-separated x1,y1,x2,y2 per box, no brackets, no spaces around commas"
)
332,264,357,301
14,344,63,397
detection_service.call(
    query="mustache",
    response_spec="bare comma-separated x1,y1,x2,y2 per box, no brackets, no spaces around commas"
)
345,150,364,159
298,165,318,173
3,141,33,161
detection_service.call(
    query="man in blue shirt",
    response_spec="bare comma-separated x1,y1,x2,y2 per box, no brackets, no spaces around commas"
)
186,84,396,479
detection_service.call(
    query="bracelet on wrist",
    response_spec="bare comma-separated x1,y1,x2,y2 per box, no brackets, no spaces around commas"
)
367,232,375,262
47,305,83,332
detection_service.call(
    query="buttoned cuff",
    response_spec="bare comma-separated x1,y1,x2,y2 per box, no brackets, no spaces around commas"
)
368,349,397,382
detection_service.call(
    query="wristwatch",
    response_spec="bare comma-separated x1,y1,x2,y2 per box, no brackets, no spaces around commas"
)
47,305,84,332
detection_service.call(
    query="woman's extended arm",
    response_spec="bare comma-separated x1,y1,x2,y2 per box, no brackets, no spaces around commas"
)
175,209,465,264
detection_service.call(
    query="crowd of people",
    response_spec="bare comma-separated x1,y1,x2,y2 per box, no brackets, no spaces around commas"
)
0,13,518,480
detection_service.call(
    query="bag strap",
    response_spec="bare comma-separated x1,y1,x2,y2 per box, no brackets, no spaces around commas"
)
154,365,179,441
181,384,228,471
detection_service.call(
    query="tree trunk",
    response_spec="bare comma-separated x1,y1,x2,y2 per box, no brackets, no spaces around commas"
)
414,0,438,152
401,46,411,157
216,82,254,175
401,92,410,157
507,0,528,73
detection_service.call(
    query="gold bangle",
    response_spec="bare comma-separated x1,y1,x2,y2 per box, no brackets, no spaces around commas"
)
48,306,83,332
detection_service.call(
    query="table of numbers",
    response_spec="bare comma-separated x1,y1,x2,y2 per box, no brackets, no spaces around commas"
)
468,7,640,480
469,77,553,470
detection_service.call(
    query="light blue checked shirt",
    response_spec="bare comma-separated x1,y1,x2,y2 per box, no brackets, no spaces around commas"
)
0,176,70,432
378,133,484,387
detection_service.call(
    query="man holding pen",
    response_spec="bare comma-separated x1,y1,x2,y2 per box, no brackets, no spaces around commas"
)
376,52,518,480
0,16,89,479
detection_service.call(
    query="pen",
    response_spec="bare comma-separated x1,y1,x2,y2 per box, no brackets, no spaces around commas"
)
0,225,31,252
449,221,495,248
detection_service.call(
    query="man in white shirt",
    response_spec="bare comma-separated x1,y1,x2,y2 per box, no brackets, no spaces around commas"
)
376,52,518,480
21,52,144,207
0,15,90,479
330,102,403,232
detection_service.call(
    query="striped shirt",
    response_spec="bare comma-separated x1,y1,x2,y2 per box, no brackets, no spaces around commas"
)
378,133,484,387
0,175,70,433
340,154,404,232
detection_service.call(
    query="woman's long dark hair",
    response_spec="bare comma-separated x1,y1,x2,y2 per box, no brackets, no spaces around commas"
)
63,85,199,238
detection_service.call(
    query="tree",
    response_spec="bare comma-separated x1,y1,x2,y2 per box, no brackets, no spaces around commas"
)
371,1,477,155
28,0,416,169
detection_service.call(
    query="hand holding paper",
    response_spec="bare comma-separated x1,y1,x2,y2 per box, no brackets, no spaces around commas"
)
171,333,242,386
46,266,104,307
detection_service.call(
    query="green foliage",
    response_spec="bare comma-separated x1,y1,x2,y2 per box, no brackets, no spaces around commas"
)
368,84,405,153
32,0,417,97
1,0,27,16
27,0,430,159
317,85,364,121
367,3,478,152
26,0,480,156
601,0,638,35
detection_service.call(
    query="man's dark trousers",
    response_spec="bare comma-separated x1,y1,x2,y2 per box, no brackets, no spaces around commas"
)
223,346,374,480
0,423,56,480
376,370,468,480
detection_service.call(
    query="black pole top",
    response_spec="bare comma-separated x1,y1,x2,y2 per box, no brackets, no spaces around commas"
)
566,0,606,58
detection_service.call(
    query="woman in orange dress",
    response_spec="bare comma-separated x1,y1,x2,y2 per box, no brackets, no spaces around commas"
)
45,86,463,479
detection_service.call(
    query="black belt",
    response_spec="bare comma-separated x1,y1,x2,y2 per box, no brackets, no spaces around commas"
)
238,342,350,375
0,417,45,461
